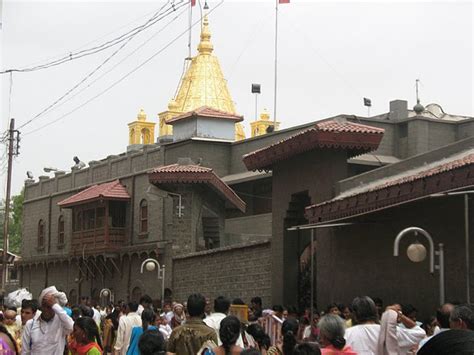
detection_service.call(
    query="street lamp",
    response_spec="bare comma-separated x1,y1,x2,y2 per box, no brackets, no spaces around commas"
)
99,288,113,306
140,258,165,303
393,226,445,304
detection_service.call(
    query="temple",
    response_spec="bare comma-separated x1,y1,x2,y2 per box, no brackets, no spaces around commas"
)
157,15,246,141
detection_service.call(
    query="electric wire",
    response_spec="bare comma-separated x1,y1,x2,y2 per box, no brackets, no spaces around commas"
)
18,5,177,69
20,4,189,128
23,0,225,137
17,1,187,130
0,0,186,74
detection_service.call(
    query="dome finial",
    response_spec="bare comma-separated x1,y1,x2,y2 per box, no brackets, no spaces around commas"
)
137,108,147,121
198,15,213,55
413,79,424,114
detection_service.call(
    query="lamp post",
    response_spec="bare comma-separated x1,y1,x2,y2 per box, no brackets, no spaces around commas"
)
99,288,113,306
393,226,445,304
140,258,165,303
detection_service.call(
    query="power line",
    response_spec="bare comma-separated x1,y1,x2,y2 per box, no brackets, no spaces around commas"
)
18,5,177,69
17,1,188,130
20,4,189,129
23,0,225,137
1,1,186,75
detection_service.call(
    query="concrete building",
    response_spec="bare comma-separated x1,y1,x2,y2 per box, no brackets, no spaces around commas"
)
18,14,474,315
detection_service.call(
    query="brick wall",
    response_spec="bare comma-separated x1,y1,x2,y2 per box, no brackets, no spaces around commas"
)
172,240,272,306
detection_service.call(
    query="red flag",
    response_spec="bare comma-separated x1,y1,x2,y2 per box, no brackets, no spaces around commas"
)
191,0,196,6
279,0,290,3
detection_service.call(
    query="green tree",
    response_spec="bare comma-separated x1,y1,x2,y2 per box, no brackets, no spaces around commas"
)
0,190,23,255
9,190,23,254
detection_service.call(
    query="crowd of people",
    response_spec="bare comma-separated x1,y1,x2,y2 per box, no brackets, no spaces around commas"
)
0,286,472,354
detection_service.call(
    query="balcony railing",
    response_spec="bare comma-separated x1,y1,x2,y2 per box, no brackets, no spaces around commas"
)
71,227,126,255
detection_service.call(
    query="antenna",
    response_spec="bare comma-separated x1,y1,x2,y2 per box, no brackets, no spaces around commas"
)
413,79,425,114
416,79,420,104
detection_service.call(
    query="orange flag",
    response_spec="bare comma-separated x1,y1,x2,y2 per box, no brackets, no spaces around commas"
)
279,0,290,3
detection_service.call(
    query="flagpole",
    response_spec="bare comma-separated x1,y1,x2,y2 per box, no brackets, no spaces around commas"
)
188,0,193,59
273,0,278,125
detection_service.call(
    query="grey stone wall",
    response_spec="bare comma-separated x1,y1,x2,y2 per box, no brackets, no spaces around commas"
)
315,196,473,319
172,240,272,306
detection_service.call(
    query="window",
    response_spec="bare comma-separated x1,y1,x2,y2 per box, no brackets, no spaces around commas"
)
38,220,45,249
139,199,148,233
96,207,105,228
58,215,65,245
109,201,126,228
74,211,83,232
83,209,95,230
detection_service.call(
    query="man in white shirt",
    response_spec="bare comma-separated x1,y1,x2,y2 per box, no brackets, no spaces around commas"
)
21,287,74,355
204,296,245,347
137,295,152,316
114,301,142,355
345,296,425,354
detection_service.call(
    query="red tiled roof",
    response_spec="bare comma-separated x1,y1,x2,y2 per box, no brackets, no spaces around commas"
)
243,119,384,171
305,152,474,223
149,164,246,212
167,106,244,124
58,180,130,208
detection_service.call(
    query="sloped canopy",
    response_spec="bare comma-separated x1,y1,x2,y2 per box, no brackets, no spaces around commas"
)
243,119,384,171
149,164,246,212
58,180,130,208
306,150,474,223
167,106,244,124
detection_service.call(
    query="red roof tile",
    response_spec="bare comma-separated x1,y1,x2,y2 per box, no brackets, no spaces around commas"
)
243,119,384,171
149,164,246,212
58,180,130,208
316,120,385,134
306,152,474,223
167,106,244,124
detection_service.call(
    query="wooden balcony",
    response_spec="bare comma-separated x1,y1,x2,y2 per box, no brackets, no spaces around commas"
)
70,227,126,256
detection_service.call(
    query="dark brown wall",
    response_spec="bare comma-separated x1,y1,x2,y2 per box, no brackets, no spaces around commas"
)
172,240,271,306
316,196,473,318
271,148,350,306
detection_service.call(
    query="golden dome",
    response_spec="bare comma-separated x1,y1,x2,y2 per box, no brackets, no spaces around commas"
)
173,15,236,114
168,99,179,111
260,109,270,121
137,109,147,121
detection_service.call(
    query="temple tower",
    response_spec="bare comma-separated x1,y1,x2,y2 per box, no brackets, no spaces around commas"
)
250,109,280,138
158,15,245,141
128,109,156,145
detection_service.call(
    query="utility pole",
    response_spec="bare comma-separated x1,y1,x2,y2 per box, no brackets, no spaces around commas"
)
1,119,20,298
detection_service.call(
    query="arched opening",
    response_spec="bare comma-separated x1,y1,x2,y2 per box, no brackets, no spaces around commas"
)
58,215,65,246
141,128,151,144
283,191,314,311
37,220,45,248
139,199,148,233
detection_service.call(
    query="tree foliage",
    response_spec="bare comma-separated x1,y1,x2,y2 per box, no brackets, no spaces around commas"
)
0,189,24,255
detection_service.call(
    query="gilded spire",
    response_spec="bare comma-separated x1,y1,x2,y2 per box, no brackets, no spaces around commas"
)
137,108,147,121
197,15,213,55
158,14,244,140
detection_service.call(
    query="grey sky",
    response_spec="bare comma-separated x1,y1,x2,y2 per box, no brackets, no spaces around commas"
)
1,0,472,195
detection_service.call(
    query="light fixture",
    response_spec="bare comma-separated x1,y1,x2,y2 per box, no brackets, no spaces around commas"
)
407,242,427,262
43,167,59,173
145,261,156,272
72,156,86,170
26,171,34,179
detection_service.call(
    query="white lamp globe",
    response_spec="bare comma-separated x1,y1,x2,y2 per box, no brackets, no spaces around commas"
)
407,242,427,262
146,261,156,272
102,290,109,297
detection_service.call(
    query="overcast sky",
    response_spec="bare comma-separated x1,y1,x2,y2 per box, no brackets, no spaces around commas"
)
1,0,473,195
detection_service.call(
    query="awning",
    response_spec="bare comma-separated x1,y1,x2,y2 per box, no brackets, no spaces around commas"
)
58,180,130,208
149,164,246,212
243,119,384,171
306,150,474,223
